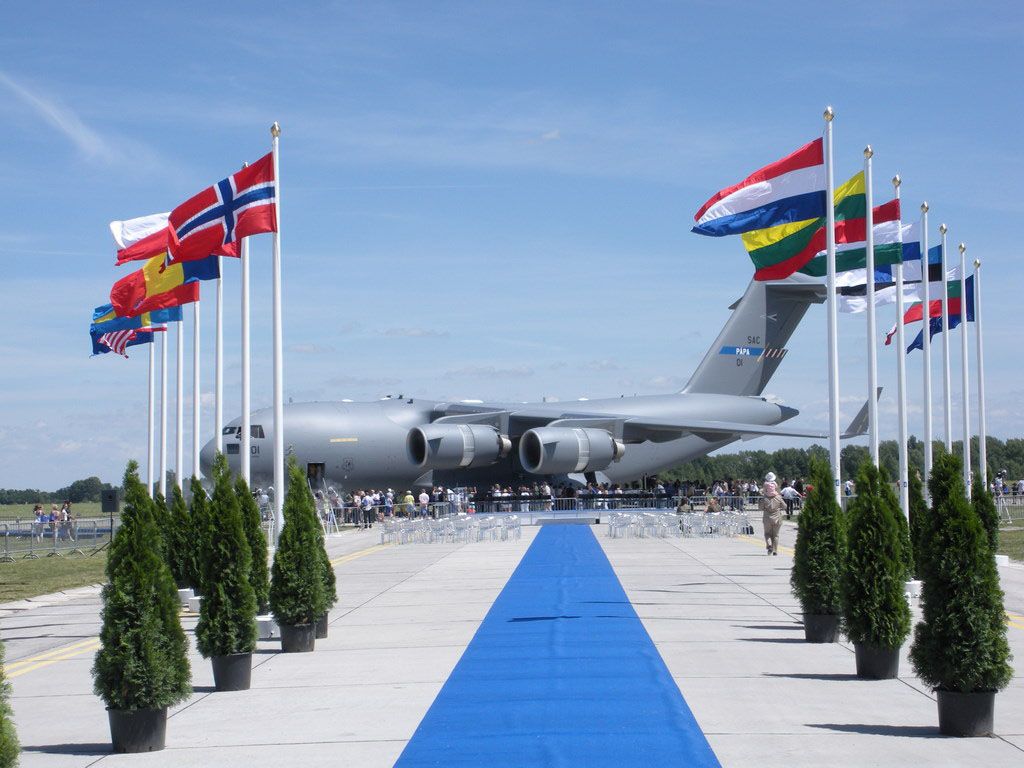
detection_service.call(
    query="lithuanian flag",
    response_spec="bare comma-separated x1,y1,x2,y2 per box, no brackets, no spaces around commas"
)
744,172,866,281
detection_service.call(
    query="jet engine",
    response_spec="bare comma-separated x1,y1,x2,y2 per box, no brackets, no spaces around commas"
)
407,424,513,470
518,427,625,475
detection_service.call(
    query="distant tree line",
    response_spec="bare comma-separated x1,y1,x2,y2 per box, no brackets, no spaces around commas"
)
660,436,1024,487
0,476,116,506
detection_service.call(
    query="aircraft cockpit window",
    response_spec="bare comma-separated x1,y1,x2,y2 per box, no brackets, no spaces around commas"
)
222,426,240,436
251,425,265,439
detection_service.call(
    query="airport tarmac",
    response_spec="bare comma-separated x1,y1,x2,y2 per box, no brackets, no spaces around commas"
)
1,520,1022,767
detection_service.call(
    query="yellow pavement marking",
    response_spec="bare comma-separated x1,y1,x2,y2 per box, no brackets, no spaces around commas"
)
330,543,389,566
739,534,795,557
4,638,101,679
1006,612,1024,631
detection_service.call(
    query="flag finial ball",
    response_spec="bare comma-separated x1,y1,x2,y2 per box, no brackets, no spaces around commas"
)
892,174,901,188
921,202,929,213
939,223,948,235
959,242,966,254
974,258,981,268
863,145,873,159
823,106,834,122
270,122,281,138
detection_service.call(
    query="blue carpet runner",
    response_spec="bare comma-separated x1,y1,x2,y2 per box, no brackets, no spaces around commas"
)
394,525,721,767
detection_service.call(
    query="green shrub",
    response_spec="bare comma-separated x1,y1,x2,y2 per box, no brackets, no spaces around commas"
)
235,475,270,614
0,639,18,768
841,461,911,648
791,457,846,616
316,515,337,615
972,476,999,554
92,460,191,710
196,455,257,658
908,470,928,579
151,490,170,566
188,477,213,594
269,457,327,626
910,454,1013,693
168,484,193,589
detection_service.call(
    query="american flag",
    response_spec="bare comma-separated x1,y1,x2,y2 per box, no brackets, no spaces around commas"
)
98,325,165,358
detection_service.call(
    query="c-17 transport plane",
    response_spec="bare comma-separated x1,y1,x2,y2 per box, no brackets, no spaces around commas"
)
201,279,867,492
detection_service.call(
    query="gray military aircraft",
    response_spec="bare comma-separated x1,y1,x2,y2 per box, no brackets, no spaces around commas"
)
201,279,867,491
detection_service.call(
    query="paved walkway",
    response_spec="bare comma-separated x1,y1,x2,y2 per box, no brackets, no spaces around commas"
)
1,521,1022,766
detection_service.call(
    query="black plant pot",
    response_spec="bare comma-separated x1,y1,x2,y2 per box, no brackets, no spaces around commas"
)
315,612,329,639
854,642,900,679
280,622,316,653
803,614,840,643
211,653,253,691
107,707,167,753
937,690,996,736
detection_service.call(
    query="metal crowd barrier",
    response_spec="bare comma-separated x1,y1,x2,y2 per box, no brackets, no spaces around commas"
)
0,518,117,561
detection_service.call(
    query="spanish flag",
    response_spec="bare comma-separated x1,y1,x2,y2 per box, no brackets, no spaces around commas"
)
109,252,219,318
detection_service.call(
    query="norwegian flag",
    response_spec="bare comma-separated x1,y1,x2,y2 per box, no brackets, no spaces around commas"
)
97,326,166,358
167,153,277,263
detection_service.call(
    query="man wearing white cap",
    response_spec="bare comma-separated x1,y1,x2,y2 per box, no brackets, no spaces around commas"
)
761,472,784,556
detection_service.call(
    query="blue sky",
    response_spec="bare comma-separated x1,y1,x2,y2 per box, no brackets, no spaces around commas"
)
1,1,1021,489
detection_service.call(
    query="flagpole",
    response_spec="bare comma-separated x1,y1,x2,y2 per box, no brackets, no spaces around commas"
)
147,340,155,497
270,122,285,541
192,299,201,480
864,146,879,465
974,257,987,488
893,175,909,519
958,242,971,496
823,107,841,501
215,257,224,456
159,330,167,497
939,224,952,450
176,319,184,489
240,235,252,484
920,203,933,489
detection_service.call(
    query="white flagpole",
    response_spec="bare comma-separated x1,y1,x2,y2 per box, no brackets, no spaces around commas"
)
823,107,841,501
147,340,155,497
192,299,201,480
215,257,224,456
974,257,987,488
270,122,285,541
864,146,879,465
893,175,909,518
939,224,952,450
920,203,933,488
958,242,971,496
159,330,167,497
241,234,251,485
176,319,184,487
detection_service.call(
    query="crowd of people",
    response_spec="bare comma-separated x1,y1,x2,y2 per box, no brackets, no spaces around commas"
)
30,501,78,542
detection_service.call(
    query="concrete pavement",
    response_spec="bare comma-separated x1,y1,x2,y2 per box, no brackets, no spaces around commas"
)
1,520,1022,766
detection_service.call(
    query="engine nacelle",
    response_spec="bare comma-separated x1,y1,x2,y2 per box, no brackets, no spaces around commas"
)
407,424,512,470
518,427,625,475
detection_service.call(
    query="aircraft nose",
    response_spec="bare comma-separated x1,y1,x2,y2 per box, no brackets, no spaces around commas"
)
199,438,216,479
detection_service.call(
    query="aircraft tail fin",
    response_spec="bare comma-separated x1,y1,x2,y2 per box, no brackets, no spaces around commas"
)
681,280,825,397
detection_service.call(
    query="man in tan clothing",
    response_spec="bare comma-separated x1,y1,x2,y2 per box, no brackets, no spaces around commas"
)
760,472,784,555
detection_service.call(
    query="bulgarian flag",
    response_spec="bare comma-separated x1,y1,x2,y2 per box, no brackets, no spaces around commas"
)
743,171,866,281
884,273,973,345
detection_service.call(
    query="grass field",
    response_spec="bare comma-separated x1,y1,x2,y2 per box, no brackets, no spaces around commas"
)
0,552,108,602
0,502,103,523
999,528,1024,563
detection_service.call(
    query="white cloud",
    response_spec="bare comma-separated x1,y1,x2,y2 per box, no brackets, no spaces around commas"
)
444,364,534,379
376,327,449,338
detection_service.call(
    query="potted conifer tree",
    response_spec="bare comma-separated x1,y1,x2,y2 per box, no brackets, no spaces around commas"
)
0,638,18,768
314,523,338,639
791,457,846,642
168,484,195,606
841,461,912,679
92,461,191,752
910,454,1013,736
972,476,999,555
235,475,270,614
196,455,258,691
187,477,213,597
269,457,327,652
